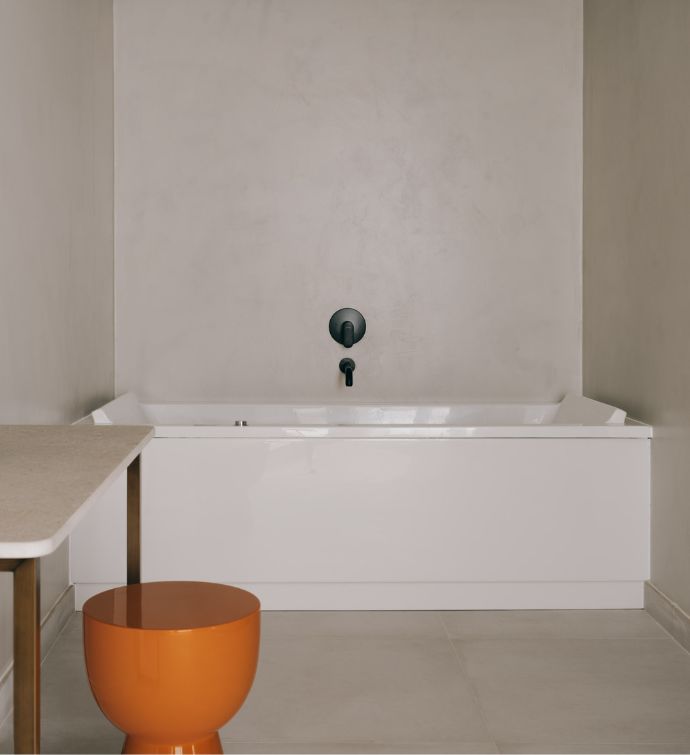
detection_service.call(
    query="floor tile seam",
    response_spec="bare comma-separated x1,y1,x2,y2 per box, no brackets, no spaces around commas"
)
440,615,499,747
220,739,502,745
496,741,690,747
220,742,499,750
438,612,455,637
431,610,451,636
446,635,673,642
261,635,443,642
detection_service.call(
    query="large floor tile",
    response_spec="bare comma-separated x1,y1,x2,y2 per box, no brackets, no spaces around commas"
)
441,610,666,640
456,638,690,745
261,611,447,640
223,635,491,745
222,743,499,753
4,609,688,755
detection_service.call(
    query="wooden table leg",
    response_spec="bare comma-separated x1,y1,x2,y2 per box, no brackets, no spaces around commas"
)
127,455,141,586
13,558,40,754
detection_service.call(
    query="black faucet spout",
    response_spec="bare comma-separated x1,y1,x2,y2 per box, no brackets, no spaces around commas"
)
339,358,355,387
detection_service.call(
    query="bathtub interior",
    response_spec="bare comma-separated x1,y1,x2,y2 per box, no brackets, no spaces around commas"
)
91,392,630,427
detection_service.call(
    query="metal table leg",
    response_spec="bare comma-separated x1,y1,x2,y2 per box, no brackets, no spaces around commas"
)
127,455,141,586
0,557,40,754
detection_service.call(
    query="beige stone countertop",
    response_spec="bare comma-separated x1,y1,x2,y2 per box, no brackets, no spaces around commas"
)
0,425,153,558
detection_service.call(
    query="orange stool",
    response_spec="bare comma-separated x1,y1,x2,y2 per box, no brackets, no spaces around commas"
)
82,581,260,754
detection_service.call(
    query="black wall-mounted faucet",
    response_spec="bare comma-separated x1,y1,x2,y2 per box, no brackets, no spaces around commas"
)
341,320,355,348
329,308,366,348
339,358,355,387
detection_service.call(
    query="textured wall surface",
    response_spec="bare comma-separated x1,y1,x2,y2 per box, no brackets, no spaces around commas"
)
0,1,114,423
115,0,583,403
0,0,113,683
583,0,690,614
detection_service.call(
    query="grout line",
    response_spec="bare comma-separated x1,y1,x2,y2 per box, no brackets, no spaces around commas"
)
220,739,499,745
495,742,690,748
431,609,449,637
440,617,499,748
434,635,672,642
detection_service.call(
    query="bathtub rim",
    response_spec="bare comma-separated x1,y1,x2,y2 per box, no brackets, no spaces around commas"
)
149,422,651,439
86,393,652,438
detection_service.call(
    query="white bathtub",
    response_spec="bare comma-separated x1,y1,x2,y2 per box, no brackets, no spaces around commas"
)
71,393,652,610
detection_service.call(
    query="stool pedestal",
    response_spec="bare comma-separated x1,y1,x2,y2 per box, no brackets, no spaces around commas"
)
124,731,222,754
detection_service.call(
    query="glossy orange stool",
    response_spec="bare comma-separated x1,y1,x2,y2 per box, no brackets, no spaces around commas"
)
83,581,260,754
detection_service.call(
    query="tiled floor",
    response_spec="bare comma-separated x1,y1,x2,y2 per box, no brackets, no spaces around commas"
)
1,610,690,754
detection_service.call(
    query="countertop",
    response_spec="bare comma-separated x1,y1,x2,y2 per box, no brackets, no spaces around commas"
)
0,425,153,558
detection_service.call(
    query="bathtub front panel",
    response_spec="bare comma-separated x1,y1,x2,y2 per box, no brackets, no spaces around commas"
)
73,436,648,608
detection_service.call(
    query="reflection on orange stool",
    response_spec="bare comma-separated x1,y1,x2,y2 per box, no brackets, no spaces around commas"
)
83,581,260,754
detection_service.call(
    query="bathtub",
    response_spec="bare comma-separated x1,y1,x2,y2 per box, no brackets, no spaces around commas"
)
71,393,652,610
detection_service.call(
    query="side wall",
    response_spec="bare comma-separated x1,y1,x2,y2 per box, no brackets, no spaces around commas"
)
114,0,583,404
583,0,690,620
0,0,114,718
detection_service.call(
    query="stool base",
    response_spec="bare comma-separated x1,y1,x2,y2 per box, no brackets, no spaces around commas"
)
123,731,222,754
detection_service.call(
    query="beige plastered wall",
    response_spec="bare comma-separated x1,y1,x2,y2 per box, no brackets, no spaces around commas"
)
114,0,583,403
583,0,690,615
0,0,114,692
